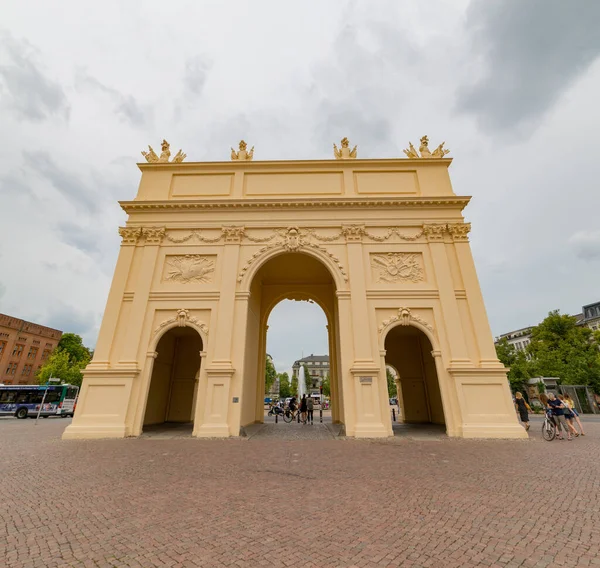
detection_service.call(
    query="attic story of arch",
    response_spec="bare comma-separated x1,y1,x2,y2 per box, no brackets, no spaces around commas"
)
141,135,450,163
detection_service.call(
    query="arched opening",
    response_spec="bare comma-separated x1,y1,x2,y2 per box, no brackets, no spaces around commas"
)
241,251,343,433
384,325,445,430
143,326,202,432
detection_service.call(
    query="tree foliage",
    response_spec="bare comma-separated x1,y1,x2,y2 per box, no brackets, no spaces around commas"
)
265,357,277,394
495,337,532,393
302,363,312,391
278,372,292,398
321,372,330,397
37,333,92,387
527,310,600,392
386,367,397,397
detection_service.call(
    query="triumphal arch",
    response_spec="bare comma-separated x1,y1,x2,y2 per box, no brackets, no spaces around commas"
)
63,136,526,440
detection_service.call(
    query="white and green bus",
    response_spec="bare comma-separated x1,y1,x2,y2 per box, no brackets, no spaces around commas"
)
0,384,79,419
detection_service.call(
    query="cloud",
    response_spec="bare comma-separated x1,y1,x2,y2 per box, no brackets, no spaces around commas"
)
75,70,149,128
0,31,70,122
45,302,97,338
57,222,100,255
569,231,600,260
183,56,211,96
22,151,98,213
456,0,600,135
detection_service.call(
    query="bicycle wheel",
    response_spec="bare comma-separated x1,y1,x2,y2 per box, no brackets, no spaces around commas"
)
282,410,293,423
542,419,555,441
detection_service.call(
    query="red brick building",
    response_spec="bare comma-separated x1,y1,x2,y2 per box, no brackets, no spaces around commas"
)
0,314,62,385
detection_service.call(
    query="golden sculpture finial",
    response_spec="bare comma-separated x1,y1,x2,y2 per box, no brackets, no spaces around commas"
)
333,137,357,159
231,140,254,161
403,135,449,159
141,140,186,163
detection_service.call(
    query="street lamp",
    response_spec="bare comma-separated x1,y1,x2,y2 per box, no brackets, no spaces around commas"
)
35,376,61,425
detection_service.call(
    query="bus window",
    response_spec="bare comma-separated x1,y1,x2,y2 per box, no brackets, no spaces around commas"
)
66,387,78,400
16,392,32,404
0,390,17,403
44,390,61,403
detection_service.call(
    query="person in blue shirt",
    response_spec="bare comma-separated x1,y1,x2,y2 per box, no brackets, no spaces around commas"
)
547,393,572,441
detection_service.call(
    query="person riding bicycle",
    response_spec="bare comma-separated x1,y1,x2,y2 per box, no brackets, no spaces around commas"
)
289,396,297,412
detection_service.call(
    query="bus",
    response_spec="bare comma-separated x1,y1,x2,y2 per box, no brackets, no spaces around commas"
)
0,384,79,419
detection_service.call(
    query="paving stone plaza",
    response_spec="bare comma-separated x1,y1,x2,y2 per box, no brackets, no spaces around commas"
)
2,417,600,568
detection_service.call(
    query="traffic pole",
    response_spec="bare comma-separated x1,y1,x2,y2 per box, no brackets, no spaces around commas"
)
392,408,396,422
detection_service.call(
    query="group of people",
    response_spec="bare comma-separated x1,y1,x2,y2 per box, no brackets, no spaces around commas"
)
514,391,585,440
287,394,315,424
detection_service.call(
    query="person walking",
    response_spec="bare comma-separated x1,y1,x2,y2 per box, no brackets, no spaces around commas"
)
514,392,531,431
299,394,308,424
306,395,314,425
563,393,585,436
558,394,579,437
547,393,572,440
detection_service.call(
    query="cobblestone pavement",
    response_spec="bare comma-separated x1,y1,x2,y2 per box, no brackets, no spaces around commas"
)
2,417,600,568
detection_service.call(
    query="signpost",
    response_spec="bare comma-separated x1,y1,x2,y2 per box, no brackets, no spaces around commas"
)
35,376,61,426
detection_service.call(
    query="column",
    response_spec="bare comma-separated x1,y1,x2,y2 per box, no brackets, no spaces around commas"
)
448,223,502,367
431,349,461,436
119,227,165,368
130,350,158,436
91,227,140,367
424,224,471,367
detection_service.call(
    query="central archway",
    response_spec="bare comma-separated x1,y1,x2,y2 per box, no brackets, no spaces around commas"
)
240,252,344,428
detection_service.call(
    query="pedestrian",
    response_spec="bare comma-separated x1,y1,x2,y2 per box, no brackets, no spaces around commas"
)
514,392,531,431
547,393,572,441
306,395,314,425
558,394,579,437
563,393,585,436
300,394,308,424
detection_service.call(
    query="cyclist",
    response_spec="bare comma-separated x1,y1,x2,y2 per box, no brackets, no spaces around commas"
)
289,396,297,412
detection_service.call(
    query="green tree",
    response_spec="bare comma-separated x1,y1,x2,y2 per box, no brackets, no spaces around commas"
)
291,372,298,396
386,367,397,398
37,333,92,387
302,363,312,392
527,310,600,392
495,337,532,393
278,372,291,398
321,372,330,397
265,356,277,394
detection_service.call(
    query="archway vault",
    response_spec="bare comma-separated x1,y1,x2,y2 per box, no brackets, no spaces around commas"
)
64,154,527,440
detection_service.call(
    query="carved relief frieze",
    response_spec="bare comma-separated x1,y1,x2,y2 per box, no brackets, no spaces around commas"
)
118,227,142,245
163,255,215,284
378,307,434,334
370,253,424,283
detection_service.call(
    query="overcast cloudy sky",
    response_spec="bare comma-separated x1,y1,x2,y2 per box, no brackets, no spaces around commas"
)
1,0,599,377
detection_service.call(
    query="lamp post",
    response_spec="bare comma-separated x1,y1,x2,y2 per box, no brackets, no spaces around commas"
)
35,376,61,425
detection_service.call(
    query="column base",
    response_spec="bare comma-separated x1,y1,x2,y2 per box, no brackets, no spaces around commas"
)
461,423,529,439
193,423,231,438
352,422,391,438
62,423,127,440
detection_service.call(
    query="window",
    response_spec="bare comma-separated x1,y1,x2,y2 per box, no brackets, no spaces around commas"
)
45,343,53,348
0,390,17,403
6,362,18,375
21,364,33,377
12,344,24,358
33,340,40,345
41,349,51,361
27,347,38,360
0,341,6,359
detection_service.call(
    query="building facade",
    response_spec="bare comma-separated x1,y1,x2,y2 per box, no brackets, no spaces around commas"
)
0,314,62,385
64,139,525,440
292,354,330,393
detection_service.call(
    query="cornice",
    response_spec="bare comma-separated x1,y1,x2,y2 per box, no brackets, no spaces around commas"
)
137,157,453,172
120,196,471,213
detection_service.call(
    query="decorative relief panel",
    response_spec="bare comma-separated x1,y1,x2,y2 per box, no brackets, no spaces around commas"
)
163,255,215,284
370,253,424,284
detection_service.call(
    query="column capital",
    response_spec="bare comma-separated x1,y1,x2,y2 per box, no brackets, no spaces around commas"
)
222,226,246,243
118,227,142,245
422,223,447,242
141,226,166,245
447,223,471,242
341,224,366,243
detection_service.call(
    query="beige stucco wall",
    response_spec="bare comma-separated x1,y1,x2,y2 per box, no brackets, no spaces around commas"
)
63,156,526,440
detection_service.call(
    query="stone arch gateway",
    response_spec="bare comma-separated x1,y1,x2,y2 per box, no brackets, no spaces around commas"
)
63,150,526,439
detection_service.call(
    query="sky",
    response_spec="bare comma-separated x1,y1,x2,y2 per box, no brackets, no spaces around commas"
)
1,0,600,378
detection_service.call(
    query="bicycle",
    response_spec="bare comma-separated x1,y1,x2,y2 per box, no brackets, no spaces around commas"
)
542,409,556,441
282,407,307,424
